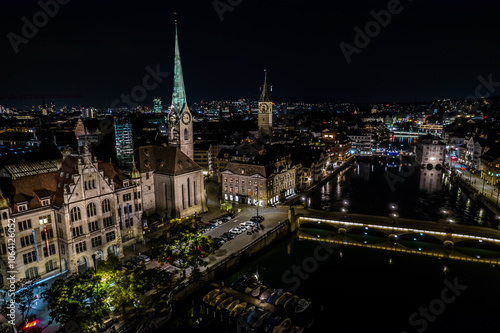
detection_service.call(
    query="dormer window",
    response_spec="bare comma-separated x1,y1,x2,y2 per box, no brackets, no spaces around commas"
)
123,180,129,187
18,204,28,212
42,199,50,206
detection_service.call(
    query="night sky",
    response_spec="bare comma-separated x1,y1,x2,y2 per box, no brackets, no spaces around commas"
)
1,0,500,108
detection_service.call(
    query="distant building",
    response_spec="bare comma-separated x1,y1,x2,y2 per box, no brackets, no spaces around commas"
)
222,156,296,206
347,132,374,155
114,118,133,170
82,107,96,119
415,135,445,192
480,145,500,186
153,98,162,113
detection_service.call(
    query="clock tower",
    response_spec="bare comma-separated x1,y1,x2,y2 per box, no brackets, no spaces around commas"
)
168,22,194,160
258,70,272,138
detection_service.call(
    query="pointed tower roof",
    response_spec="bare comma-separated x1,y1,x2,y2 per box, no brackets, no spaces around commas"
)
171,22,187,114
259,70,271,102
130,155,141,179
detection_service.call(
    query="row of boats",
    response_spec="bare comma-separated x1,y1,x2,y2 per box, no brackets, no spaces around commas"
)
202,275,312,332
231,275,312,314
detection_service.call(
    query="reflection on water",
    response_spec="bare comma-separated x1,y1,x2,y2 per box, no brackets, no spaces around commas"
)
310,158,494,226
159,231,500,333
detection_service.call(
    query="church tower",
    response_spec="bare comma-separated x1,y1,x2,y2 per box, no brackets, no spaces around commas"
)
258,70,273,138
168,22,194,160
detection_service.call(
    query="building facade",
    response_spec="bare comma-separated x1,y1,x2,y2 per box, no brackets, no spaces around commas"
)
415,135,446,192
258,71,273,138
134,145,207,220
222,156,296,206
0,147,143,285
114,117,134,170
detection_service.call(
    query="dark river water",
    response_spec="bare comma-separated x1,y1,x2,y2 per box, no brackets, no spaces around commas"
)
159,150,500,333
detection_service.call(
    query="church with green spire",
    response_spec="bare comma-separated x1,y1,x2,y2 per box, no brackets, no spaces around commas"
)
258,70,273,138
168,22,194,160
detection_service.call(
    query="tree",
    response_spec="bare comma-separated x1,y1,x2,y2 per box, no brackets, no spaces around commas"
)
41,270,109,333
150,218,216,279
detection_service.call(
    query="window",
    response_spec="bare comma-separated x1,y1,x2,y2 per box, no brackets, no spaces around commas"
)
45,260,56,273
23,251,37,264
123,193,131,202
57,214,62,223
20,235,34,248
102,199,111,213
60,244,65,254
91,236,102,248
41,228,54,241
103,216,113,227
88,221,99,232
18,219,32,231
58,228,63,238
126,230,134,241
25,267,38,279
106,231,116,242
75,241,86,253
43,244,56,257
39,215,51,225
42,200,49,206
70,207,81,222
146,172,150,180
72,226,83,237
18,204,27,212
87,203,97,218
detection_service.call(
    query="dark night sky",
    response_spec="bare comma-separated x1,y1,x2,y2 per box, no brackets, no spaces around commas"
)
1,0,500,108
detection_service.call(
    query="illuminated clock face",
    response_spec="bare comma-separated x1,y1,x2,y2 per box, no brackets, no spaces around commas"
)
259,104,270,113
182,111,191,124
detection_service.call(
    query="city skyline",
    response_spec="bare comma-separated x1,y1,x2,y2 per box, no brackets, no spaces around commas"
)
1,0,500,109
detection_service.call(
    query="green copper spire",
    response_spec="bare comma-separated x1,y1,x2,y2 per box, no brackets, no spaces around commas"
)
171,22,187,114
259,70,271,102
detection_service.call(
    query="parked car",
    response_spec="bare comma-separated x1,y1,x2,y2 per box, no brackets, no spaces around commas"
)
241,221,256,227
137,254,150,263
230,227,243,234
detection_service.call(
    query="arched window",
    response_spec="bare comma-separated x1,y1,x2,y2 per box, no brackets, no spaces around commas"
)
87,203,97,218
102,199,111,213
25,267,38,279
184,128,188,141
70,207,81,222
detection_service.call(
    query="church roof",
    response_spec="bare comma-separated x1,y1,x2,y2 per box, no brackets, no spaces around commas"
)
134,145,202,176
259,70,271,102
171,23,187,114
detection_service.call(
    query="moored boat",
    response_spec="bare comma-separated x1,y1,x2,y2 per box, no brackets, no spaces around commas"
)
294,298,311,313
231,275,248,289
259,288,273,301
202,289,220,304
283,295,300,311
275,292,292,307
210,292,226,307
268,289,283,304
272,318,292,333
230,302,247,317
238,276,257,291
216,296,233,310
226,299,240,312
239,305,255,320
251,285,267,298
